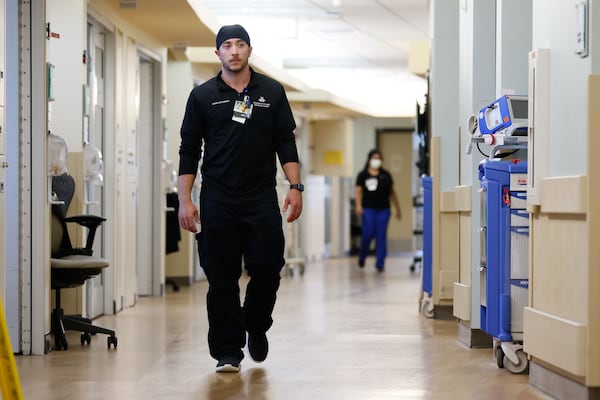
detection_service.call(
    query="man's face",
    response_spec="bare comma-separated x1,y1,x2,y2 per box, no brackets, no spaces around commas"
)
216,39,252,73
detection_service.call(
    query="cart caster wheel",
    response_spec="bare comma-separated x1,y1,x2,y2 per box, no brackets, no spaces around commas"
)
107,335,118,349
496,347,505,368
81,332,92,345
504,350,528,374
421,302,434,318
409,264,415,272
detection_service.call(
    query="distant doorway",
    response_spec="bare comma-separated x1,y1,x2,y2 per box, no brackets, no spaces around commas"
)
377,129,413,254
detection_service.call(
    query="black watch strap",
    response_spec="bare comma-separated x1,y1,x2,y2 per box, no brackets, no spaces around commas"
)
290,183,304,192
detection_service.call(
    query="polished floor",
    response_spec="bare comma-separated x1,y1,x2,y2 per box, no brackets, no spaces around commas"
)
17,256,551,400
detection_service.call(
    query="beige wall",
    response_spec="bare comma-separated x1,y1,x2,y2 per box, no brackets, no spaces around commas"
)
523,76,600,386
429,137,457,306
309,118,353,177
453,185,472,320
524,183,589,379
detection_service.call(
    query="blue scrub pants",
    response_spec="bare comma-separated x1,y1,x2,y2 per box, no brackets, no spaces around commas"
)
359,207,391,269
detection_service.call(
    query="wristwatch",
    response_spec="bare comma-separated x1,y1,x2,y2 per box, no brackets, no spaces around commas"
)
290,183,304,192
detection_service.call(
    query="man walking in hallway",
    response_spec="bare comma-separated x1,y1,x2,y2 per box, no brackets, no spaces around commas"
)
177,24,303,373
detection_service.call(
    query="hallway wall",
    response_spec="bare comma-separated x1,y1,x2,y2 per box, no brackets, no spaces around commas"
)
523,0,598,390
46,0,86,151
43,0,169,321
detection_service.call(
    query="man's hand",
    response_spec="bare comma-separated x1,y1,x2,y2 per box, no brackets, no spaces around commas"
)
178,199,201,233
178,174,200,232
282,189,303,222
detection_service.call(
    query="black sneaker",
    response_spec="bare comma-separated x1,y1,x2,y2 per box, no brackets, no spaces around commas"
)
358,259,365,268
216,355,241,373
248,332,268,362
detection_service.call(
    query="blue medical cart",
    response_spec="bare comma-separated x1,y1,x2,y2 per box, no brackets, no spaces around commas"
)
420,176,433,317
479,160,529,373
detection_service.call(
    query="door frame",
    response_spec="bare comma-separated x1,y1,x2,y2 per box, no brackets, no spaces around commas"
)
85,16,109,318
136,48,164,297
18,0,49,355
87,9,116,316
0,0,7,339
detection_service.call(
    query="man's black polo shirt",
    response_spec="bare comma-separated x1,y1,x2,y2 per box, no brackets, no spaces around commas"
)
179,68,298,204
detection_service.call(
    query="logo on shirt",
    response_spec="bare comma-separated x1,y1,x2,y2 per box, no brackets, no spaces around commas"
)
254,96,270,108
365,177,378,191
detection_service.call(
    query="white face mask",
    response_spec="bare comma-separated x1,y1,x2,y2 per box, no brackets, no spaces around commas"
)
369,159,382,169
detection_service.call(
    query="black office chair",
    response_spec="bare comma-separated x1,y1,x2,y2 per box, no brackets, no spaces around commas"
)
50,173,118,350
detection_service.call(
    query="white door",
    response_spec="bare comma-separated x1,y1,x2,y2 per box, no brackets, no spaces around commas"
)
136,55,164,296
378,130,414,253
84,20,106,318
136,58,153,296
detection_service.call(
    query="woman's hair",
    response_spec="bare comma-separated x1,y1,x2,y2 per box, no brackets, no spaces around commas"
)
363,149,382,170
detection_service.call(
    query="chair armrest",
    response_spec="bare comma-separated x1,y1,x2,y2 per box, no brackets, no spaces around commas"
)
63,214,107,255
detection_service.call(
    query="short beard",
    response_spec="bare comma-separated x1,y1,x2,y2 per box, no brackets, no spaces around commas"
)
223,58,248,74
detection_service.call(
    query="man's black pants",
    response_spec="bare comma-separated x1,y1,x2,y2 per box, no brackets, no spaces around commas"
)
198,198,285,361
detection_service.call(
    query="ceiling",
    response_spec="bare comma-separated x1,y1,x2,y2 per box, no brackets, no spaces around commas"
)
101,0,430,118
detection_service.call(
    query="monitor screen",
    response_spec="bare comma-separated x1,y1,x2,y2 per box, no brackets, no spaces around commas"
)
510,99,528,119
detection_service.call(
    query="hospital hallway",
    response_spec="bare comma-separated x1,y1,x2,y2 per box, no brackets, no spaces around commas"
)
16,256,551,400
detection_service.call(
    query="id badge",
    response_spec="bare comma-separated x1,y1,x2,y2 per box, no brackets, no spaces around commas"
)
232,100,253,124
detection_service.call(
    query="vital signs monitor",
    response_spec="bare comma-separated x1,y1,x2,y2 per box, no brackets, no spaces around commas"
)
478,95,528,136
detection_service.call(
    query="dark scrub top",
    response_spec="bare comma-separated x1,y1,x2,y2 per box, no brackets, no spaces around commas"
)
356,169,394,209
179,68,298,204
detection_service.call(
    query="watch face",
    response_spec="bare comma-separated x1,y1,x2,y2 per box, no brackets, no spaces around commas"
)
291,183,304,192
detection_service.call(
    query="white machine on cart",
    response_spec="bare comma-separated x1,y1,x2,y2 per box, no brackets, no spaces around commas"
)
467,94,528,159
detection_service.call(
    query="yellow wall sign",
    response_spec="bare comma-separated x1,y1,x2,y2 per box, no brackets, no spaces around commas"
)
324,151,343,166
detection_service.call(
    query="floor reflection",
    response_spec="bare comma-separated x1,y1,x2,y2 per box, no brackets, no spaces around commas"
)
204,368,268,400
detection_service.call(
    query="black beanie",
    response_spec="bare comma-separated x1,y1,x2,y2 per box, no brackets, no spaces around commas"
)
216,24,251,49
